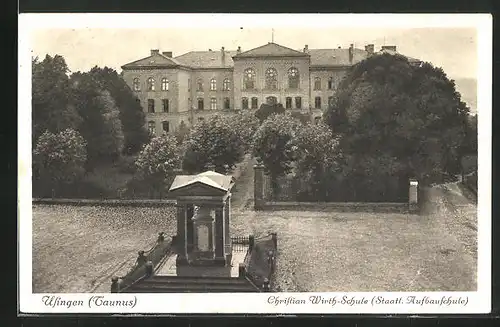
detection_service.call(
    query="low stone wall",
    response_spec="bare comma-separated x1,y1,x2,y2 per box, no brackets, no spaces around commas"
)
32,198,176,207
260,201,412,213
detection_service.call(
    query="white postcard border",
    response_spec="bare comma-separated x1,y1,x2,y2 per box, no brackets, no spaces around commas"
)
18,13,492,314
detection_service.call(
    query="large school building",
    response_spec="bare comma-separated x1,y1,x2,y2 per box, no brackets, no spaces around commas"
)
121,42,419,135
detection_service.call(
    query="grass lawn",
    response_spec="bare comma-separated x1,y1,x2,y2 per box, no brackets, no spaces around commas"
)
32,204,176,293
32,183,476,293
231,209,476,292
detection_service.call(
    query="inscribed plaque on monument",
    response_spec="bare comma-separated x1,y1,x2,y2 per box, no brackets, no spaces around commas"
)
197,225,209,251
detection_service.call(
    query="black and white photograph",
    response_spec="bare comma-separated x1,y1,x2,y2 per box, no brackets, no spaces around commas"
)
18,13,491,314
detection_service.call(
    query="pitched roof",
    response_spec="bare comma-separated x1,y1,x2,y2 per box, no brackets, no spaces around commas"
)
174,50,237,68
378,49,421,63
122,52,184,69
308,48,369,67
234,42,308,58
169,171,234,192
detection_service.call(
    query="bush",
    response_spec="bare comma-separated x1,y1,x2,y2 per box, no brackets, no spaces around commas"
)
33,128,87,197
182,115,245,174
133,134,180,198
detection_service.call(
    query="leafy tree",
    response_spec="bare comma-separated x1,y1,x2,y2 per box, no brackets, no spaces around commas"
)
253,113,300,197
33,129,87,197
255,103,285,123
232,111,260,153
70,72,124,167
88,66,149,154
324,53,471,186
182,115,245,174
32,55,82,143
174,120,190,145
292,122,339,200
134,134,180,198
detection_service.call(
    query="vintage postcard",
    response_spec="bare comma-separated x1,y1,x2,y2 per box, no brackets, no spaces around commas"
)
18,13,491,314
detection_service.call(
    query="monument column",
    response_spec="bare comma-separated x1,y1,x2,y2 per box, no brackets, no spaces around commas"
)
224,197,231,256
214,205,225,263
175,203,187,261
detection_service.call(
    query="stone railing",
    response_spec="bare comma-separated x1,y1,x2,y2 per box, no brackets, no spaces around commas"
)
237,233,277,292
111,232,172,293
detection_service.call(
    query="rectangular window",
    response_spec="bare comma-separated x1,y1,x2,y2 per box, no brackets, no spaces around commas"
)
242,98,249,110
198,117,205,122
328,78,334,90
210,97,217,110
162,99,169,112
251,97,258,109
314,78,321,90
148,121,155,135
315,97,321,109
328,96,334,107
148,99,155,113
224,97,230,110
197,98,204,110
162,121,170,133
285,97,292,109
295,97,302,109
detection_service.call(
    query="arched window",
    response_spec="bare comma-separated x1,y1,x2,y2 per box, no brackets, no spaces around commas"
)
266,96,277,105
197,98,204,110
147,77,155,91
197,79,203,92
223,78,231,91
210,78,217,91
251,97,258,109
133,78,140,91
242,97,249,110
314,77,321,90
265,68,278,90
243,68,256,90
161,78,169,91
288,67,299,89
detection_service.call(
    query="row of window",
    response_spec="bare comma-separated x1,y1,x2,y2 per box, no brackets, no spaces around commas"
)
146,95,334,113
133,72,337,92
148,120,170,135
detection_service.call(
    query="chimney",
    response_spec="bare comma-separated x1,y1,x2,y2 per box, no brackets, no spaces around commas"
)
303,44,308,53
150,49,159,56
162,51,173,58
237,46,241,54
365,44,374,55
221,46,225,64
348,44,354,64
381,45,397,52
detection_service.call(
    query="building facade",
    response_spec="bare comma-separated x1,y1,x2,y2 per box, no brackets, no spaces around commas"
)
121,42,417,135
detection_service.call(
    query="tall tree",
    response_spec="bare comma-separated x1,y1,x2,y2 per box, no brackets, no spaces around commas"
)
88,66,149,154
32,55,82,143
253,113,300,197
324,53,471,185
69,72,124,167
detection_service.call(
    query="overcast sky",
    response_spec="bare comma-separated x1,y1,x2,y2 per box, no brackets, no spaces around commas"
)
31,27,477,80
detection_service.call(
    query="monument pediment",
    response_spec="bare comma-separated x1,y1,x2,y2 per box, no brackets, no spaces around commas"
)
169,171,235,197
